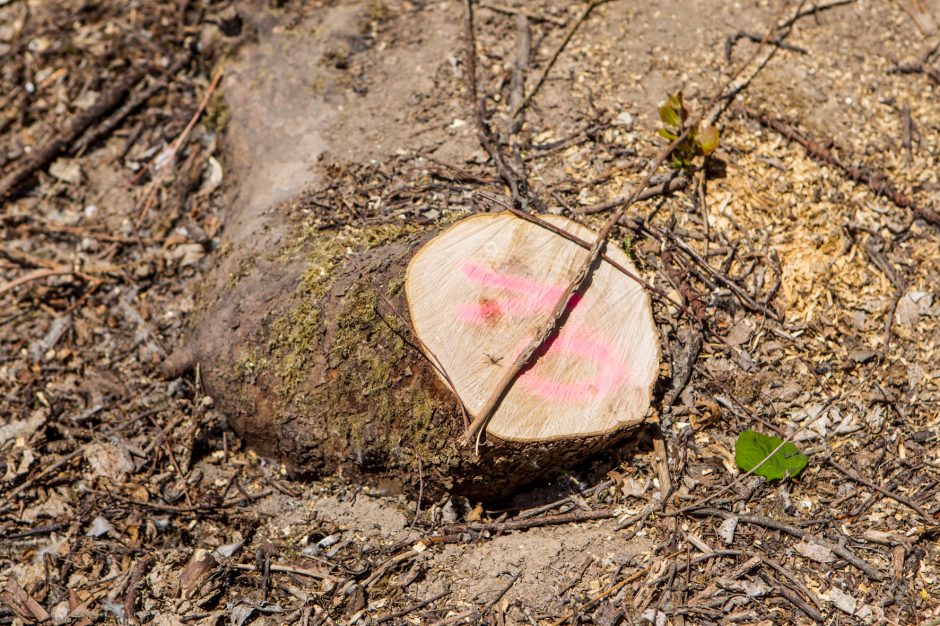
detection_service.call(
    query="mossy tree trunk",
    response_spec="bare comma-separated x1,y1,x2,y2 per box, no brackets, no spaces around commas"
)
165,211,649,500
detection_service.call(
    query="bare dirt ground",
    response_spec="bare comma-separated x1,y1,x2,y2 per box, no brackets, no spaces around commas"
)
2,0,940,624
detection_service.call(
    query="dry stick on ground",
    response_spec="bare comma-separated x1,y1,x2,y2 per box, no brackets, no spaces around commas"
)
687,507,885,581
231,563,334,581
888,36,940,85
901,102,914,164
374,589,452,624
124,555,154,626
0,63,149,199
858,232,906,357
624,215,782,321
478,2,567,26
576,173,690,214
511,0,612,121
74,51,194,156
482,571,521,615
758,571,825,622
826,457,935,521
735,102,940,227
751,550,824,610
441,508,615,535
0,266,76,297
725,30,808,64
464,0,523,207
502,13,530,142
516,479,613,519
135,67,224,228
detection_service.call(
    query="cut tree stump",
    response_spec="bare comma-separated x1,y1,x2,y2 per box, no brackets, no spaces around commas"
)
166,211,659,499
406,213,659,443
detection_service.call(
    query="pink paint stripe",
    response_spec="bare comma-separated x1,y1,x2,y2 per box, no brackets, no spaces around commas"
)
459,262,583,325
514,332,628,403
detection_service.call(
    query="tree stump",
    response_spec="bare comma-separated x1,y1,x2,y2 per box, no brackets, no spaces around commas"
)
167,211,659,500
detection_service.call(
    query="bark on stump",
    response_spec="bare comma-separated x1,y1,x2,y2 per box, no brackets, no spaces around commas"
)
166,211,658,500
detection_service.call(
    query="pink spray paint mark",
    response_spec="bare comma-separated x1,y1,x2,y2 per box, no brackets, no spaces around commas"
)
511,332,627,403
455,261,628,403
458,262,581,325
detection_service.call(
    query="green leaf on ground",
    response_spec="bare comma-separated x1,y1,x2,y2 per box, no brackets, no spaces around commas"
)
734,429,808,481
658,101,681,127
697,125,720,154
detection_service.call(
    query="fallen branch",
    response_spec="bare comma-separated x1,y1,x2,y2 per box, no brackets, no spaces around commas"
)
374,589,451,624
735,102,940,227
0,63,149,199
464,0,524,208
441,508,614,534
575,172,690,214
687,507,885,581
231,562,334,581
74,51,194,155
0,266,76,297
827,457,935,522
758,570,825,622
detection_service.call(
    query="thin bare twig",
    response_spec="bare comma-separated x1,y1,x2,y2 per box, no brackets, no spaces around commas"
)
687,507,885,581
575,172,690,214
442,508,614,534
0,266,76,297
374,589,451,624
135,67,224,228
735,102,940,226
512,0,613,120
758,571,825,622
0,63,149,199
826,457,935,522
478,2,566,26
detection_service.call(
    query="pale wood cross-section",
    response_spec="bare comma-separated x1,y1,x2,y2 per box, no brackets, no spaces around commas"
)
405,212,659,443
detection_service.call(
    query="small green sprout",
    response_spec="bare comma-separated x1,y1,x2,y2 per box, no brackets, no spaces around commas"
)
657,92,720,170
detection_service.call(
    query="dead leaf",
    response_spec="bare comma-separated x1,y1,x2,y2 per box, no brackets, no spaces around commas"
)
83,440,134,481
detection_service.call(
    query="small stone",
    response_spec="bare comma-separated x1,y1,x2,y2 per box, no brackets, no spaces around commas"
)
718,516,738,545
616,111,635,129
49,158,82,185
825,587,858,615
85,516,114,537
794,540,835,563
848,348,876,363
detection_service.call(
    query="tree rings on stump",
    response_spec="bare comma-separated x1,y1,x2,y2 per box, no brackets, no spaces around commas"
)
406,213,659,443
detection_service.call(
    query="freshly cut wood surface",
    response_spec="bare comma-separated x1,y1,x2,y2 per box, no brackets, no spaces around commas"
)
406,212,659,442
